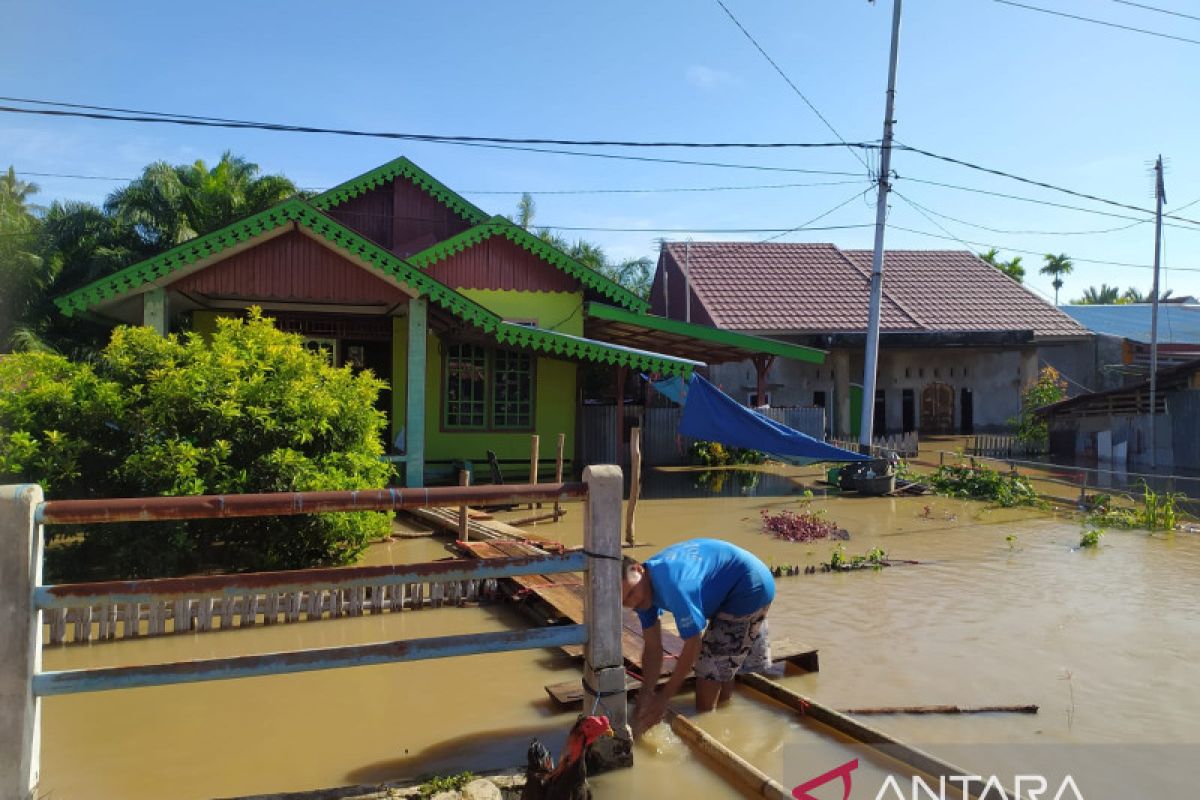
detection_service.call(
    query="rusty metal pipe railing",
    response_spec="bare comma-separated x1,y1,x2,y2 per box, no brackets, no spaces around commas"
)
34,552,586,610
37,482,587,525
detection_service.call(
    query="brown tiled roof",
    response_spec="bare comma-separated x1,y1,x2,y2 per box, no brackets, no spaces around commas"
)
660,242,1088,339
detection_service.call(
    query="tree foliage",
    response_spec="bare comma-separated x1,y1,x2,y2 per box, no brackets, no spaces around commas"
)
979,248,1025,283
510,192,654,299
1039,253,1074,305
2,153,298,354
0,309,393,581
1009,365,1067,451
1073,284,1121,305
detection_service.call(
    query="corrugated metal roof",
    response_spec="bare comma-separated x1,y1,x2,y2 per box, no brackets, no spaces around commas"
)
656,242,1088,339
1059,304,1200,344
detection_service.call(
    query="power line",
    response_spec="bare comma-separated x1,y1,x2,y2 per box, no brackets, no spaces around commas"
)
992,0,1200,46
1104,0,1200,23
889,199,1200,273
9,96,1200,227
897,193,1149,237
896,141,1200,226
461,179,873,195
711,0,872,173
17,170,131,182
0,97,866,150
760,187,874,242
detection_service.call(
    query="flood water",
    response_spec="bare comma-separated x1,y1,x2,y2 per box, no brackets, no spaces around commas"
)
39,465,1200,799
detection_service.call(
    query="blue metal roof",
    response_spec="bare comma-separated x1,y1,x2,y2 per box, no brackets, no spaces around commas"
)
1060,304,1200,344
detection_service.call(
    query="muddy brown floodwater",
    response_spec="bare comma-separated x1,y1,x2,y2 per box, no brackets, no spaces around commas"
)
39,467,1200,799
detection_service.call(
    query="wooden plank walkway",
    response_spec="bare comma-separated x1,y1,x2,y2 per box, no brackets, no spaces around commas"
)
434,508,820,702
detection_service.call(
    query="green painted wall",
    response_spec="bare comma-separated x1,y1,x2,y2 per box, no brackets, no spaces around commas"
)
418,290,582,477
191,309,237,337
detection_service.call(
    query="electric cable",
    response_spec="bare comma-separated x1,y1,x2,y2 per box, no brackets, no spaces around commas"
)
991,0,1200,46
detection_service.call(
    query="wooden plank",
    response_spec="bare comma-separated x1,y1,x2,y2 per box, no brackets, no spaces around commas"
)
544,639,820,706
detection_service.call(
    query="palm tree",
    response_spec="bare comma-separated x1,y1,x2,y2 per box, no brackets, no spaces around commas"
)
1,167,43,216
105,152,297,251
979,248,1024,283
1074,284,1121,305
1121,286,1173,304
1040,253,1074,305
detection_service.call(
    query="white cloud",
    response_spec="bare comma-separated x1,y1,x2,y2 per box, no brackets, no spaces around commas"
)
686,64,736,90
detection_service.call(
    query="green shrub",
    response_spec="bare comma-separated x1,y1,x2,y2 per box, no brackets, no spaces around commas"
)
1009,366,1067,452
928,462,1039,507
689,439,765,466
1079,528,1103,548
0,309,393,581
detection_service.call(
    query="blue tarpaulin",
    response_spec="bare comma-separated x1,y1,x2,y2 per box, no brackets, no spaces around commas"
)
679,374,869,465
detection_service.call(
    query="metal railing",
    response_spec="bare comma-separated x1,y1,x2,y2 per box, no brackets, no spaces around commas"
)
0,466,630,800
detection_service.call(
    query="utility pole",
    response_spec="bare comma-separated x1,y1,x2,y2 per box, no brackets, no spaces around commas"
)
858,0,903,454
1148,155,1166,469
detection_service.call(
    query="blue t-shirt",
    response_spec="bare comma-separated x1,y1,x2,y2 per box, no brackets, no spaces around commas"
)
635,539,775,640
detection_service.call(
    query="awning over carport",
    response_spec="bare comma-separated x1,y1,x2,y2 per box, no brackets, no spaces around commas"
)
583,302,827,366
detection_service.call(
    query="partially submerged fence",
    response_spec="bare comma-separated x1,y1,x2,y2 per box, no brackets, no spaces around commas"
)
828,431,919,458
0,468,630,800
969,434,1044,459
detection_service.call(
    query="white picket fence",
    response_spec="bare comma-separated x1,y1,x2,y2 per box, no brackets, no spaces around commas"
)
828,431,918,457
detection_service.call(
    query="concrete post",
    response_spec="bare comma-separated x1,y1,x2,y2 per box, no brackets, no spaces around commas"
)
582,465,632,768
833,350,851,438
143,287,168,336
1,484,44,800
405,299,427,488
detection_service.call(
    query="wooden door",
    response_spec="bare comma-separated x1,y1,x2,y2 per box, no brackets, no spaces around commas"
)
921,383,954,433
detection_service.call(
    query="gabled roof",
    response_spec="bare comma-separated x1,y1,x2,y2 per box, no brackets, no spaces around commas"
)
310,155,488,223
657,242,1089,340
584,302,826,365
407,216,651,313
54,201,698,377
1060,303,1200,345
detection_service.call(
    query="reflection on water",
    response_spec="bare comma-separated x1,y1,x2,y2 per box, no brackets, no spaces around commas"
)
637,466,818,499
38,467,1200,799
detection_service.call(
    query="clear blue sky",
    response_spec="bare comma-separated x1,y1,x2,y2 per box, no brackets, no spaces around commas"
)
5,0,1198,302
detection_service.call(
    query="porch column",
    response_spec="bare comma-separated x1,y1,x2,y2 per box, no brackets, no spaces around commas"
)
143,288,167,336
833,349,851,438
405,298,427,488
1019,346,1039,392
614,366,626,465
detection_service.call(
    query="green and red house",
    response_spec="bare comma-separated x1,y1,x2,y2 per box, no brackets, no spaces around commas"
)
56,157,824,485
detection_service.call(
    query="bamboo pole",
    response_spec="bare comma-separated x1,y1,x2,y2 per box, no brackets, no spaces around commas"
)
840,704,1038,716
666,710,791,800
553,432,565,520
458,469,470,541
529,434,540,510
625,427,641,545
737,674,999,799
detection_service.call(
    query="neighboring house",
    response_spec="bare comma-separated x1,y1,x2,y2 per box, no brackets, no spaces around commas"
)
1059,303,1200,389
650,242,1091,436
55,157,823,486
1038,358,1200,470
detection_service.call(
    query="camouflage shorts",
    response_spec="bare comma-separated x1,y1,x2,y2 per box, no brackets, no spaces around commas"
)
695,606,771,683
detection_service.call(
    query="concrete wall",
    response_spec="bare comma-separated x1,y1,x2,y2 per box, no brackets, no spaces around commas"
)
710,346,1032,433
1038,336,1126,395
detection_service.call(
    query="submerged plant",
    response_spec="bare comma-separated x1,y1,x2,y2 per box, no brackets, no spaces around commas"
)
1085,482,1184,532
418,772,475,798
760,508,843,542
928,462,1040,508
1079,528,1103,549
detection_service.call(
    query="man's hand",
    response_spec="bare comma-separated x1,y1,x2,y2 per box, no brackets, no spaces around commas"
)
633,689,670,737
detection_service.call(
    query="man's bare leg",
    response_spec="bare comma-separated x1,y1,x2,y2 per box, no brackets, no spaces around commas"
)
695,677,722,712
718,680,735,703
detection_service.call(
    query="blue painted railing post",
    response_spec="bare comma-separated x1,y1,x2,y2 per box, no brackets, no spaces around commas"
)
0,485,44,800
582,465,632,767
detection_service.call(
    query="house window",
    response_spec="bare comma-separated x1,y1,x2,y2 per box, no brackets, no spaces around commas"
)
444,345,534,431
749,392,771,407
493,350,534,429
444,344,488,429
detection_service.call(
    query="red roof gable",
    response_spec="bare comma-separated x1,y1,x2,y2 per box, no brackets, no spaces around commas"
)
652,242,1087,339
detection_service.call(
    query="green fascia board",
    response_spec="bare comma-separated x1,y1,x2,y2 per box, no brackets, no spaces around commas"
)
53,201,696,377
406,216,651,314
586,302,827,365
55,199,309,317
495,321,700,378
309,156,488,224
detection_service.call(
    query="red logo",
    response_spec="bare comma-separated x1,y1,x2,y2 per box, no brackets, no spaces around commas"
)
793,758,859,800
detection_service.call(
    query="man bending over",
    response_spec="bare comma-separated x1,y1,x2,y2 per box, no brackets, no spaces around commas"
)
620,538,774,736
